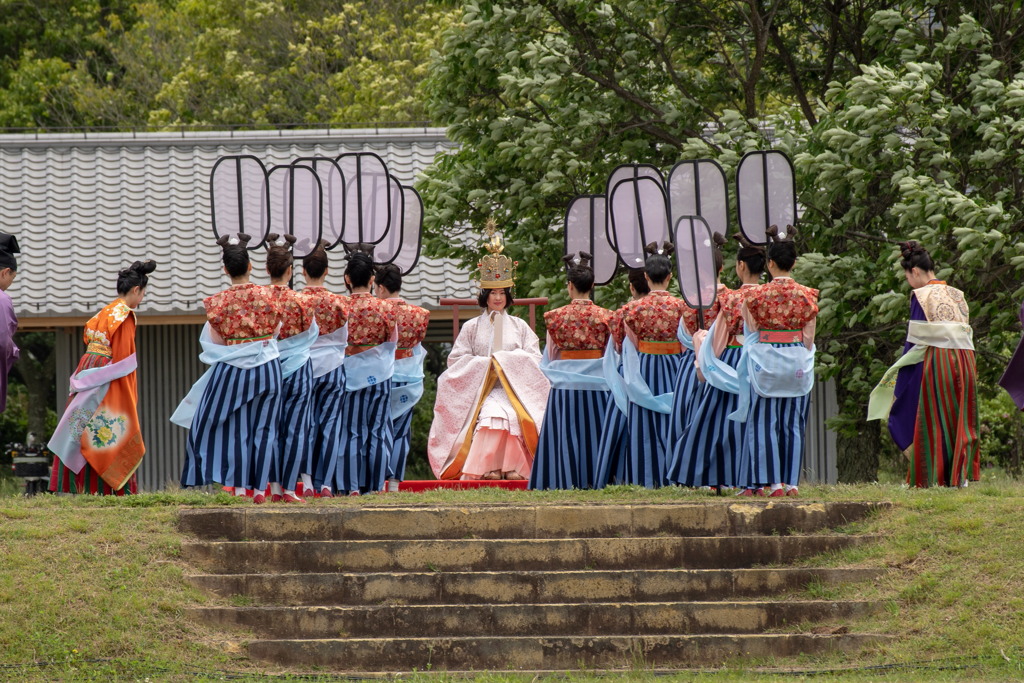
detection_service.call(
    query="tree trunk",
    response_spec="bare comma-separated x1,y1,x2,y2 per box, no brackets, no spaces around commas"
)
12,332,56,444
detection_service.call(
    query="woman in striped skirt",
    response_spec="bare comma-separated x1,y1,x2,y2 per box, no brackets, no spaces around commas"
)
592,268,648,487
665,233,729,485
734,226,818,497
296,241,350,498
530,252,613,490
870,242,979,487
264,234,317,503
49,260,157,495
375,263,430,490
332,245,397,495
670,234,766,493
180,234,283,503
609,243,689,488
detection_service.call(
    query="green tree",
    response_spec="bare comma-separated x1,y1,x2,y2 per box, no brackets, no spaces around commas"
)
418,1,1024,481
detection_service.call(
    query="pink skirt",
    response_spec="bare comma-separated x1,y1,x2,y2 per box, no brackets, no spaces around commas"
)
461,427,531,479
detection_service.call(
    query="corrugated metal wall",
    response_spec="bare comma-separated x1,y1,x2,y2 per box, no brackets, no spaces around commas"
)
56,324,839,490
56,324,204,492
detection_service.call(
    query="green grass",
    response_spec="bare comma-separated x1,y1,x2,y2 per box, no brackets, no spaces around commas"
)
3,476,1024,680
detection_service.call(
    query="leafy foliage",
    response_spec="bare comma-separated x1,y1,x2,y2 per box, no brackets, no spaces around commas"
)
418,1,1024,480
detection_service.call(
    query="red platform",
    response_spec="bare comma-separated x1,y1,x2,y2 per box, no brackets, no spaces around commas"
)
397,480,528,492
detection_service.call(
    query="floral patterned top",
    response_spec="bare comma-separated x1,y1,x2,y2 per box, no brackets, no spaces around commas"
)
296,286,350,335
741,277,819,348
347,292,396,347
611,290,689,346
204,283,281,343
266,284,315,339
83,298,135,359
544,299,613,350
680,284,729,335
387,297,430,349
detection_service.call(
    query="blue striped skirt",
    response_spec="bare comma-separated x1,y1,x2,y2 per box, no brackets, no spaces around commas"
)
181,359,283,490
667,346,743,487
626,353,682,488
310,365,346,492
529,388,611,490
387,380,415,481
334,380,394,494
737,390,811,488
591,397,629,488
668,348,704,446
270,360,313,491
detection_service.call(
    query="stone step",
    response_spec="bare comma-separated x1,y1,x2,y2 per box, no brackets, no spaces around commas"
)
178,502,887,541
181,535,875,574
189,600,876,639
245,633,890,670
189,567,884,606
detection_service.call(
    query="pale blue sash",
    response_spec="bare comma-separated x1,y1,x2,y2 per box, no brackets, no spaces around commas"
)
602,337,629,416
677,318,695,350
48,354,138,473
698,319,741,395
278,319,320,379
541,346,608,392
390,344,427,419
170,323,280,428
729,324,814,422
620,333,676,414
309,324,349,378
345,342,397,391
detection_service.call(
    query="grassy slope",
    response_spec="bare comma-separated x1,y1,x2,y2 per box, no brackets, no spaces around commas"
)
1,481,1024,681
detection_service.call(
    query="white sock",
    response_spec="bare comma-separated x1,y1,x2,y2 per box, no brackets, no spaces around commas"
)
270,482,283,496
387,479,400,492
785,484,798,492
233,487,248,497
284,489,296,497
321,486,332,495
300,474,313,489
770,483,784,492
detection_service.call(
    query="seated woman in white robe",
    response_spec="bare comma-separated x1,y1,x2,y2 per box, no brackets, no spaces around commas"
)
427,228,550,480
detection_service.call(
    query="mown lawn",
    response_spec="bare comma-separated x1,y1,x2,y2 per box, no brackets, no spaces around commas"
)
1,476,1023,681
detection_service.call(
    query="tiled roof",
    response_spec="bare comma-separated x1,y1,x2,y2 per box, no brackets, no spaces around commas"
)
0,127,473,320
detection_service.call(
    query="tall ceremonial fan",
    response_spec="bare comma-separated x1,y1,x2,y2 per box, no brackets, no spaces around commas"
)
604,164,664,265
736,150,797,244
268,163,323,258
209,155,270,248
607,165,670,269
376,174,406,265
392,186,423,275
564,195,616,286
293,156,346,248
673,215,718,329
336,152,392,245
668,159,729,238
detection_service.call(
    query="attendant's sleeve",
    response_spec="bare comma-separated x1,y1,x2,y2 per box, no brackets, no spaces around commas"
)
610,309,625,351
447,318,476,367
802,316,817,350
0,298,18,364
740,302,757,332
111,314,139,403
708,310,730,358
520,319,542,360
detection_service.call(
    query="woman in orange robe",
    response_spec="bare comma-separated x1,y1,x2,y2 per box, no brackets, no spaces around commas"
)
49,261,157,495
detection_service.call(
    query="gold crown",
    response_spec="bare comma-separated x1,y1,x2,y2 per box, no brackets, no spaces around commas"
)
477,218,517,289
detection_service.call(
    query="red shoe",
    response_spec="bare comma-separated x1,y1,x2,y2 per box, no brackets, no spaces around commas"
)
767,487,786,497
785,488,799,497
319,488,334,499
270,494,283,503
295,483,307,498
735,488,755,497
252,493,267,505
282,492,305,503
753,487,766,496
349,491,361,497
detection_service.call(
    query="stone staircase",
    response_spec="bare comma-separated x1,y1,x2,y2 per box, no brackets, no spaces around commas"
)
179,501,890,672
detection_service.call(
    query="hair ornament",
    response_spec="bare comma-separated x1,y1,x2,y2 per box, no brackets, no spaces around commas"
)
342,242,375,261
478,217,516,289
